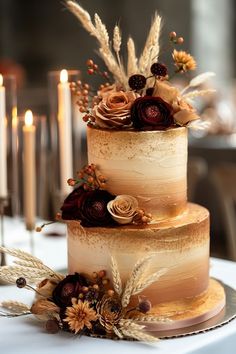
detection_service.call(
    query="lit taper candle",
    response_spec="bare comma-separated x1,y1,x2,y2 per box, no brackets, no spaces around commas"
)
0,74,7,198
58,69,73,196
23,110,36,230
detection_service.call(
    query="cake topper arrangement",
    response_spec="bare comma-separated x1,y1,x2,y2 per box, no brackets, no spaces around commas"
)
67,0,215,131
0,246,170,342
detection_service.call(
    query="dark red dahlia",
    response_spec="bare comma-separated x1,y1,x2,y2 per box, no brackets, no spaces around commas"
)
52,273,88,307
131,96,174,130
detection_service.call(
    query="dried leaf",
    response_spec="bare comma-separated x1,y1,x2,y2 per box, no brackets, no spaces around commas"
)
189,72,215,88
183,89,216,100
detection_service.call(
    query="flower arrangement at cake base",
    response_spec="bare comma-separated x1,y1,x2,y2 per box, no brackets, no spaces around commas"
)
0,246,227,342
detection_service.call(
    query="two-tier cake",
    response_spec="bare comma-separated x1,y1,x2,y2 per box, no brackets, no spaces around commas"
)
61,0,225,337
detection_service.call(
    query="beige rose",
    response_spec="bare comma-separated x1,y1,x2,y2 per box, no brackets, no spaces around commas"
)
107,195,138,224
153,80,180,105
93,91,138,128
173,98,200,125
97,84,117,99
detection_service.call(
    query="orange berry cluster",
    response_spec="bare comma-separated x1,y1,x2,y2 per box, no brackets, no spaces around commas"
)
133,209,152,225
70,80,91,114
77,270,114,302
67,164,107,191
169,31,184,44
86,59,110,80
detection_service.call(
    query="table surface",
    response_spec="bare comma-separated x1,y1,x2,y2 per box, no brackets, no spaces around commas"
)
0,217,236,354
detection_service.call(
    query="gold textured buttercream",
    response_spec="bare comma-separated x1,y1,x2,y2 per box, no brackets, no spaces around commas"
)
87,126,188,220
67,203,210,305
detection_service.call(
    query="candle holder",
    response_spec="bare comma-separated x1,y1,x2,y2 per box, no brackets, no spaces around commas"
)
48,70,88,214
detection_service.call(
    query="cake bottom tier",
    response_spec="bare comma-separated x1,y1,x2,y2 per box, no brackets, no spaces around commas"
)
67,203,210,304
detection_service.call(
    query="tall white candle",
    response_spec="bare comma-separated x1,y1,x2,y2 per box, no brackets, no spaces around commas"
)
0,74,7,198
58,69,73,196
12,107,19,214
23,110,36,231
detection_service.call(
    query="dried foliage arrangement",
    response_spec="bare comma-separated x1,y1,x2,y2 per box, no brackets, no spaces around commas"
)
0,247,172,342
66,1,215,132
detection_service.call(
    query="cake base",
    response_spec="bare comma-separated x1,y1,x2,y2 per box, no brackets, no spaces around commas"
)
135,278,225,332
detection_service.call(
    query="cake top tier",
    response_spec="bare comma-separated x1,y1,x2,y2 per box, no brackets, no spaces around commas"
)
87,126,187,221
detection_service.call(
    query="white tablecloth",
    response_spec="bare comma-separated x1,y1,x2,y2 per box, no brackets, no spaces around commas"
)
0,217,236,354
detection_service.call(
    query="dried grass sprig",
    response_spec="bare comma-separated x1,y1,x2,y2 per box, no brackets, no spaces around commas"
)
127,37,138,77
182,89,216,100
110,256,122,295
0,300,31,313
0,247,64,284
121,255,153,307
113,25,122,54
139,13,162,76
119,319,158,342
66,1,128,87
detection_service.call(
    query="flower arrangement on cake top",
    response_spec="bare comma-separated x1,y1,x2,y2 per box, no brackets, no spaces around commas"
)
66,0,215,131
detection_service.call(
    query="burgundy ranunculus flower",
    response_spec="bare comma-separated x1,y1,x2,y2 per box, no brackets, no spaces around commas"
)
61,186,115,227
131,96,174,130
61,186,86,220
52,273,88,307
80,189,115,227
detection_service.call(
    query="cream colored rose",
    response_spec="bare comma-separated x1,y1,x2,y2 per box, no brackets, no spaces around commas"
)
153,80,180,105
97,84,117,99
107,195,138,224
173,98,200,125
93,91,138,128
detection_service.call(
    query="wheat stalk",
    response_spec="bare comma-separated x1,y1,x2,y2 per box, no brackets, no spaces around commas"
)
113,25,122,54
127,37,138,77
139,13,162,76
132,268,168,295
66,1,128,87
113,326,124,339
0,300,31,313
182,89,216,100
110,256,122,295
0,246,43,263
119,319,158,342
121,255,153,307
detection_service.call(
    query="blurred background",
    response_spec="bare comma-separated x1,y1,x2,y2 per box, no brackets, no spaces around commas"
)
0,0,236,260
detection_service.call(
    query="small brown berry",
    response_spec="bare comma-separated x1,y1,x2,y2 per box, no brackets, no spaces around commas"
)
90,164,96,171
169,31,177,39
86,59,94,67
93,64,98,70
16,277,27,288
83,83,90,90
82,286,89,293
45,319,60,334
76,91,82,96
93,284,99,290
79,293,84,299
98,270,106,278
87,176,94,183
67,178,76,186
92,272,98,279
138,299,152,313
76,80,82,86
141,216,148,223
82,89,89,96
107,289,115,297
35,226,42,232
55,212,62,220
79,106,86,113
82,115,89,123
102,278,109,285
177,37,184,44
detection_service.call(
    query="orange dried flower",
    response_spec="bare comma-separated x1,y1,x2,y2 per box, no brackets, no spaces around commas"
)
63,298,97,334
172,49,196,72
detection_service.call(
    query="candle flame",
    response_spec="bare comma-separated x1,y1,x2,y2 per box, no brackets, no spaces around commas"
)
25,110,33,126
0,74,3,86
60,69,68,84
